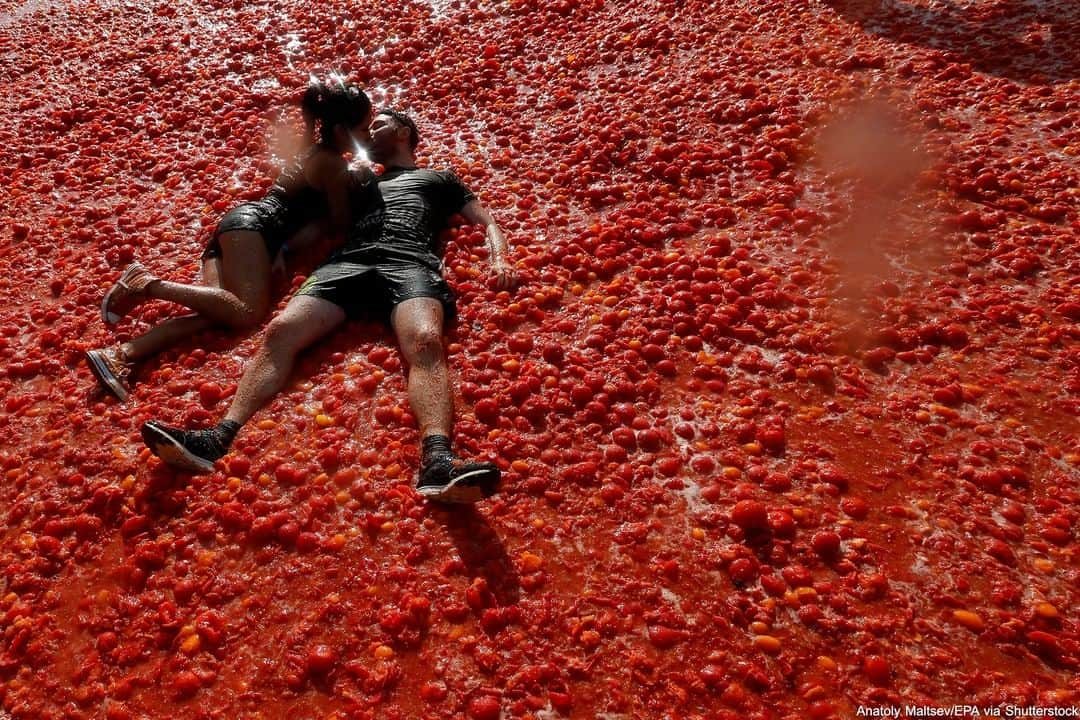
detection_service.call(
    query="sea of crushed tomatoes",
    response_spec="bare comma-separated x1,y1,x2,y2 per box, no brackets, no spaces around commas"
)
1,0,1078,718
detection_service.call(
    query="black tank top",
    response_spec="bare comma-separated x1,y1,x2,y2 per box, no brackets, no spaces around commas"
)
263,146,329,236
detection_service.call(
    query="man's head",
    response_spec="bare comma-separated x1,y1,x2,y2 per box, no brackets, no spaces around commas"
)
367,109,419,163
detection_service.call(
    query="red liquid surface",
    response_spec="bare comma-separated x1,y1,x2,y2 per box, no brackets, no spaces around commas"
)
0,0,1077,718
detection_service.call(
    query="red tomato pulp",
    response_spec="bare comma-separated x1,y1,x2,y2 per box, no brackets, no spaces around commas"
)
0,0,1077,718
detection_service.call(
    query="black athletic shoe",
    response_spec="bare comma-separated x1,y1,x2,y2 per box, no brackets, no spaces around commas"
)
416,455,501,504
141,420,227,473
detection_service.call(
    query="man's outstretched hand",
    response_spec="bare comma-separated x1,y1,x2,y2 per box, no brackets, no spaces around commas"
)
491,258,517,290
460,200,515,291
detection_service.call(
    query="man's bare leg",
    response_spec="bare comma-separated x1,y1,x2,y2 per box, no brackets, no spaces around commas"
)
392,297,499,502
141,295,346,472
391,297,453,439
224,295,346,426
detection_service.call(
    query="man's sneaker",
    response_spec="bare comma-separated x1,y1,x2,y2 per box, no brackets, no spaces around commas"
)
102,262,157,325
85,346,133,401
416,455,501,504
141,420,227,473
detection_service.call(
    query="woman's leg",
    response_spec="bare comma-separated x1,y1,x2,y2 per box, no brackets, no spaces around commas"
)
89,238,274,400
121,315,213,362
120,258,223,361
88,261,222,399
143,231,272,329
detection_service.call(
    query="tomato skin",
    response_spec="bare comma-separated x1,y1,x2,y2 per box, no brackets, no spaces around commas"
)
761,573,787,597
863,655,891,685
648,625,689,648
97,631,118,653
727,557,759,585
275,463,304,485
782,564,813,588
756,425,785,453
841,497,869,519
306,645,337,674
731,500,769,530
811,530,842,559
105,704,134,720
171,671,201,698
467,695,502,720
808,701,838,719
768,509,797,537
986,539,1017,566
549,692,573,714
276,522,300,545
420,681,448,703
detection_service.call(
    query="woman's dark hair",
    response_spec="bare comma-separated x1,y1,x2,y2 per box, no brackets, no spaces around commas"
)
378,109,420,150
302,78,372,145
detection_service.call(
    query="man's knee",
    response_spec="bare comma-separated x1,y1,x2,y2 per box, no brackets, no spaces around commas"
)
259,296,343,357
262,314,307,354
406,324,444,365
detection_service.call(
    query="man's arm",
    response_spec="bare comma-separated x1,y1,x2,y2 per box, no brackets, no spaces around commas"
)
460,199,515,290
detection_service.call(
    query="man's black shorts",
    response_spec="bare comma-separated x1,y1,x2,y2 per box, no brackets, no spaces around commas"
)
296,260,456,320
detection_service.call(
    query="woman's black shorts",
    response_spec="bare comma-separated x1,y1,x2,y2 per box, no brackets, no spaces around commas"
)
201,201,287,261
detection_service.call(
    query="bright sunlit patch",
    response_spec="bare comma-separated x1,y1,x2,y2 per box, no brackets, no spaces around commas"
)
327,70,347,89
283,32,304,69
349,134,371,170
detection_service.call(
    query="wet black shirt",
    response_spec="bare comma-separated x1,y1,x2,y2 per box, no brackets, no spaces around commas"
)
334,167,475,271
268,146,330,222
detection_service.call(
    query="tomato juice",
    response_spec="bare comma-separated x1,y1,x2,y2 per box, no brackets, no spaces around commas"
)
1,0,1077,718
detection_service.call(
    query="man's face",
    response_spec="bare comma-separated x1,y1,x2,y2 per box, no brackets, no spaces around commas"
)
366,113,402,161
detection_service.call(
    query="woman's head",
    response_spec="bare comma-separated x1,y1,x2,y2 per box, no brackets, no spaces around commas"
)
301,78,372,149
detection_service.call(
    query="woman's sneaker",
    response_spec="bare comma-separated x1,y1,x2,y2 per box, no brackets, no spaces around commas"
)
102,262,157,325
141,420,228,473
416,455,500,504
85,346,133,401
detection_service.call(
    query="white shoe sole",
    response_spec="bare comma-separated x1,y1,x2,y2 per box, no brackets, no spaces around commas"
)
141,423,217,473
417,467,499,504
101,282,124,325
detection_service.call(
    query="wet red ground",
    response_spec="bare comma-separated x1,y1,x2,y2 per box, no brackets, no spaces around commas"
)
1,0,1078,718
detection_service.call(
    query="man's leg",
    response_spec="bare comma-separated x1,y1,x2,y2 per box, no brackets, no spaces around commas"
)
391,297,454,439
224,295,346,426
392,297,499,502
142,295,346,472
